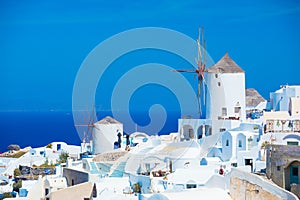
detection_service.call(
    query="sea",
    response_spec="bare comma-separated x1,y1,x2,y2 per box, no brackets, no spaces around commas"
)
0,111,180,153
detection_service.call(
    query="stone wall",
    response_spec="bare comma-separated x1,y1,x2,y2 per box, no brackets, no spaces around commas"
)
63,168,89,186
291,184,300,199
266,144,300,191
230,168,298,200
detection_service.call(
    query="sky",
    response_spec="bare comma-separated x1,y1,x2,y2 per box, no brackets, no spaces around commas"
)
1,0,300,112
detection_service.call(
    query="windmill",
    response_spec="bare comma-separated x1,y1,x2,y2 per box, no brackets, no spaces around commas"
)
173,27,207,115
74,106,100,154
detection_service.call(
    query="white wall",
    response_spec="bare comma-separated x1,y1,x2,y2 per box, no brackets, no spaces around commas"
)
206,73,246,121
270,86,300,111
222,132,232,162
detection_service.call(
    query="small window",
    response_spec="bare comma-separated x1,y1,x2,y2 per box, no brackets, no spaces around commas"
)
186,184,197,189
231,163,237,167
292,167,298,176
226,139,229,146
222,108,227,116
45,188,49,196
234,107,241,113
287,141,299,146
215,74,218,78
220,128,226,132
238,140,242,148
218,82,221,87
277,166,281,171
188,129,194,139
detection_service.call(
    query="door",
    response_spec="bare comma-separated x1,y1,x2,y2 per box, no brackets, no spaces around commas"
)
290,165,299,184
57,144,61,151
245,159,253,172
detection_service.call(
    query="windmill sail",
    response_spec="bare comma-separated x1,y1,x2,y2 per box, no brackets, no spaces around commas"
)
172,27,207,115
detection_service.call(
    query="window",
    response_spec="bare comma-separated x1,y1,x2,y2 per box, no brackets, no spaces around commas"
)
238,140,242,148
287,141,299,146
218,82,221,87
188,129,194,139
205,125,212,136
186,184,197,189
145,163,150,172
231,163,237,167
292,167,298,176
220,128,226,132
226,139,229,146
45,188,49,196
215,74,218,78
234,107,241,113
222,108,227,116
277,166,281,171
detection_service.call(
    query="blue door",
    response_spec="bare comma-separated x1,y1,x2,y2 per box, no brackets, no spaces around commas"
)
290,165,299,184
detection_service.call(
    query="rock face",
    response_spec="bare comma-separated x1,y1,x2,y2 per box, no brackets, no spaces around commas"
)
7,144,20,151
246,88,266,107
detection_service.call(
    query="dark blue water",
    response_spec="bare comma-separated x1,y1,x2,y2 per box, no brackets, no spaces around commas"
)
0,111,80,153
0,111,180,153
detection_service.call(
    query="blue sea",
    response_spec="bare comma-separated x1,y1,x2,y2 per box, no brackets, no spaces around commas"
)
0,111,180,153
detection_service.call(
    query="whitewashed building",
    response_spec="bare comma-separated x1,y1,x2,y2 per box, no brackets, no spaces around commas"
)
266,85,300,113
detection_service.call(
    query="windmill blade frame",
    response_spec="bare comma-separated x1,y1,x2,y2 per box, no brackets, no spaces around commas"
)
172,27,208,116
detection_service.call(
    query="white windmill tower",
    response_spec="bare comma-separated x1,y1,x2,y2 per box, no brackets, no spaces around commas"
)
92,116,123,154
75,107,124,155
205,52,246,122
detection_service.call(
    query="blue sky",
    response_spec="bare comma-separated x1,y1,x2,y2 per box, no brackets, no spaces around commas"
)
1,0,300,112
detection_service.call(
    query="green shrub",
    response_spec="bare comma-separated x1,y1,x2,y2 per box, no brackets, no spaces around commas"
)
13,180,22,193
57,151,69,164
13,168,21,178
133,183,141,193
0,192,13,200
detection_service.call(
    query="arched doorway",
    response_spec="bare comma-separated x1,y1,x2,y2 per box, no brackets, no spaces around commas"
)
204,125,212,136
181,125,194,141
197,125,205,139
285,161,300,190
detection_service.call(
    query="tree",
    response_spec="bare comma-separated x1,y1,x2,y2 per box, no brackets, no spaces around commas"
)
13,168,21,178
13,180,22,193
261,141,270,149
0,192,13,200
57,151,69,164
133,183,141,193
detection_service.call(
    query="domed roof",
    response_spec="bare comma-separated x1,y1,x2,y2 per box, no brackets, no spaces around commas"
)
206,52,244,74
95,116,122,124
